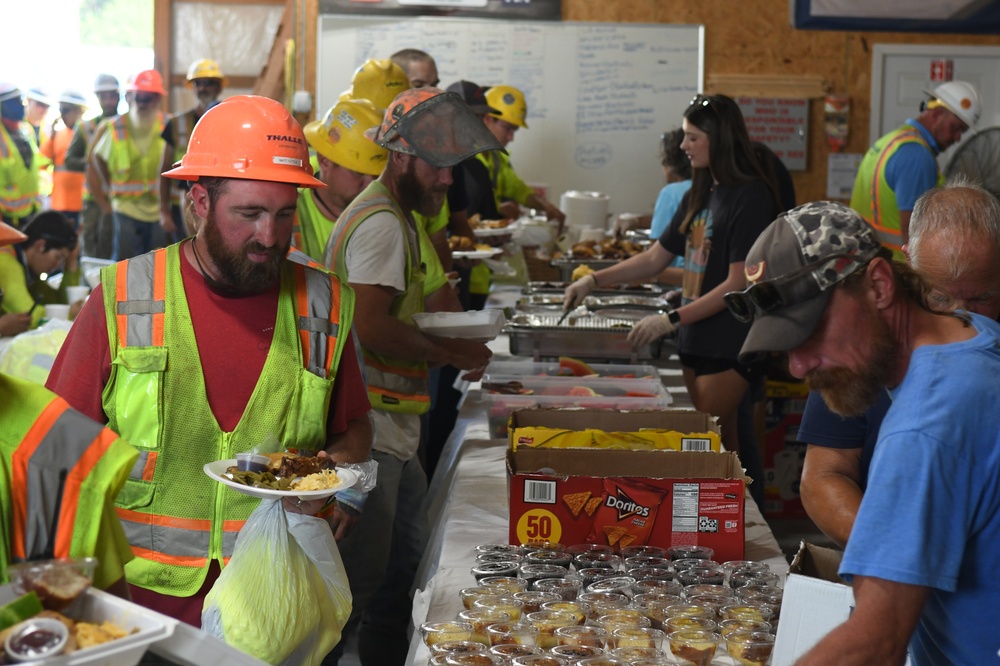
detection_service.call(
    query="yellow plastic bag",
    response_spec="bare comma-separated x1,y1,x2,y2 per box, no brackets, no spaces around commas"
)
202,499,352,665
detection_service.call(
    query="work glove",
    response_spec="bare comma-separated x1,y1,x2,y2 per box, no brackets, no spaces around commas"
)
628,312,678,347
563,274,597,310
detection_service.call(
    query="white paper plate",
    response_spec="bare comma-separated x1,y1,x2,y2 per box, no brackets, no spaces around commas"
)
203,459,358,500
411,309,507,341
452,249,503,259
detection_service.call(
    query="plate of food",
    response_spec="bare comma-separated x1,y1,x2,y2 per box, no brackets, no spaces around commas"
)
203,453,359,501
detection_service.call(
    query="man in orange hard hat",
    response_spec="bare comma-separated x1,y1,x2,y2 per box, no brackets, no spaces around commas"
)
158,58,226,245
48,95,373,628
322,87,498,665
89,69,168,260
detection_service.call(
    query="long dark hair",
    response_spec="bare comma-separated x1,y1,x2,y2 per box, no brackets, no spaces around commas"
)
680,94,779,233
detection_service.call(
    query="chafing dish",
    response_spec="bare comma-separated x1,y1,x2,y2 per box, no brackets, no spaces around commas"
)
505,313,664,361
522,281,666,297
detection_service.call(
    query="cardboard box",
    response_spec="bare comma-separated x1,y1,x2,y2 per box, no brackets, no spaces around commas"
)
772,541,853,665
762,380,810,518
506,409,747,562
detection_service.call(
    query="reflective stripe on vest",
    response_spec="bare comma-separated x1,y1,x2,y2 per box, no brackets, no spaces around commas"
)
326,181,430,414
115,250,167,347
11,397,117,560
288,248,341,378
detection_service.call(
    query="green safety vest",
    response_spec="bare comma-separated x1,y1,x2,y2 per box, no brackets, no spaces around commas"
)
0,122,41,221
325,180,430,415
294,188,336,264
850,124,943,260
106,115,164,203
100,244,354,596
1,374,138,589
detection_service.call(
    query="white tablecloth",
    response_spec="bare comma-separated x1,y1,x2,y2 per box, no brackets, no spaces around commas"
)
405,388,789,665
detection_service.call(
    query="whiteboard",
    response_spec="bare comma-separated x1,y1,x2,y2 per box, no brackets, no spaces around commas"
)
317,15,704,216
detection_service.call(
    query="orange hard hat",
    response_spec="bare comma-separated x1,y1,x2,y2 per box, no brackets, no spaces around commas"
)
163,95,323,188
128,69,168,96
0,221,27,247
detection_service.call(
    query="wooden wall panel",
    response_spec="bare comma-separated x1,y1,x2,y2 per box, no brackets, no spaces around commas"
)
554,0,1000,203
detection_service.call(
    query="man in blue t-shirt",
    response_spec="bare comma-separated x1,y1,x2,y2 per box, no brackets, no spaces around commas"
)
798,181,1000,548
728,199,1000,665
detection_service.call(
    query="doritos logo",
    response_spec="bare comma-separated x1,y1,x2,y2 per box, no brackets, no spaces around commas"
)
267,134,303,144
744,261,765,285
605,487,651,519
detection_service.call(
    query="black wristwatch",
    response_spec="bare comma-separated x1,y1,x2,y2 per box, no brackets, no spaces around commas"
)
667,309,681,326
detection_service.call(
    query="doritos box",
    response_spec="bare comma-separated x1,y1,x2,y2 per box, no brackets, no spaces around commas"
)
507,409,747,562
763,380,810,519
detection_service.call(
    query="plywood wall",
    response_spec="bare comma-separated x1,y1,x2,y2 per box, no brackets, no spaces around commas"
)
562,0,1000,204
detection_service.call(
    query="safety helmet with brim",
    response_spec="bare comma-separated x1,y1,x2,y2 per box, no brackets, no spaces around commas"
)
164,95,324,188
368,89,504,168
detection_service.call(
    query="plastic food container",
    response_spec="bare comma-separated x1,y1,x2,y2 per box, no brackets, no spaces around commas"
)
484,375,671,438
412,309,506,342
420,621,475,648
235,453,270,473
0,585,175,666
7,558,98,612
484,360,659,380
724,630,776,666
667,629,721,666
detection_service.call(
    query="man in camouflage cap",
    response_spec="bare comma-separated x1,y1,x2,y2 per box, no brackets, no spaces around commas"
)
725,201,1000,664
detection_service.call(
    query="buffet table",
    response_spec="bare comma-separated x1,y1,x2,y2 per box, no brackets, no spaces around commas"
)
406,375,789,665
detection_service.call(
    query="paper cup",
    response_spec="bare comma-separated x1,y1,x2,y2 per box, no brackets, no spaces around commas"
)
66,286,90,304
44,304,71,320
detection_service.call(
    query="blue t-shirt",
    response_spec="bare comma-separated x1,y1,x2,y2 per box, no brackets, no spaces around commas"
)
797,389,891,490
883,119,940,213
650,180,692,239
841,314,1000,665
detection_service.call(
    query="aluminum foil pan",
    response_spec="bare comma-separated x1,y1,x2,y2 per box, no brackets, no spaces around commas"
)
505,313,663,361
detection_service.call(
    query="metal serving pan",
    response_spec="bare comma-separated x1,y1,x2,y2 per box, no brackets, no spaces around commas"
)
514,294,668,316
522,281,667,297
505,313,664,361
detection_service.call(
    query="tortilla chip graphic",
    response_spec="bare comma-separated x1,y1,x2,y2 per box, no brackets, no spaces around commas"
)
584,496,602,517
618,533,638,549
562,491,592,517
603,525,629,546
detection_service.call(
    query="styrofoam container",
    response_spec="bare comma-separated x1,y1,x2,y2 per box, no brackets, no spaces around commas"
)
0,585,174,666
412,308,506,341
80,257,116,290
484,375,672,438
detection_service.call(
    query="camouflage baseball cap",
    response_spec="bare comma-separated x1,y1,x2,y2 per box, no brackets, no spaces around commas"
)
733,201,882,363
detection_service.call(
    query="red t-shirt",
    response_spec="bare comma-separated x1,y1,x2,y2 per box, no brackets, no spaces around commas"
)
47,249,370,432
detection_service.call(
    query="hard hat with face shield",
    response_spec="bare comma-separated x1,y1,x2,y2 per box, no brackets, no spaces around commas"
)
369,88,503,168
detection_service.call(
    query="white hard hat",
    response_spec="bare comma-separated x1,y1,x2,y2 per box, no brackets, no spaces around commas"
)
57,90,88,107
25,88,50,105
93,73,120,94
924,80,981,128
0,82,20,102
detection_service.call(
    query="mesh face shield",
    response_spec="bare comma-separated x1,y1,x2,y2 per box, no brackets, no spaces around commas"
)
371,91,504,167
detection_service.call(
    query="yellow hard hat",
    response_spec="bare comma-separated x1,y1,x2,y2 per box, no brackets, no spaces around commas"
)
350,59,410,112
304,99,387,176
187,58,226,84
485,85,528,129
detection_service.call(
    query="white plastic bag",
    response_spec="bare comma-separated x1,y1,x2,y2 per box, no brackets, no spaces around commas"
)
202,499,352,665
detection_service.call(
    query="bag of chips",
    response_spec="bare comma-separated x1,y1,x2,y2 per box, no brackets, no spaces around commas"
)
586,478,667,551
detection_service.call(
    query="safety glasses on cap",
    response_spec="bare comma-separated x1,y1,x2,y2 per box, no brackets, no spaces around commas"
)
724,253,862,323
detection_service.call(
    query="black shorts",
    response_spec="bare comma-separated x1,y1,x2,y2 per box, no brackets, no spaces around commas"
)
678,352,763,386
